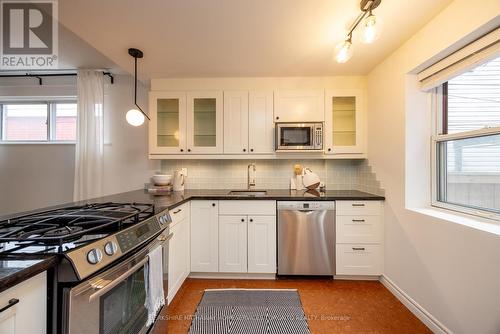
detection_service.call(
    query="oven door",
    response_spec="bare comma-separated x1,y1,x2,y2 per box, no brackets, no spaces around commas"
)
66,230,171,334
276,123,315,150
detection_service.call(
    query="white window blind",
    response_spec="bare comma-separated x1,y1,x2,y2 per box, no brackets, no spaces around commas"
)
418,28,500,91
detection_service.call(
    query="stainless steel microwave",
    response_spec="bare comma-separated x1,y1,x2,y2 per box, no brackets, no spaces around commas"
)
275,122,323,151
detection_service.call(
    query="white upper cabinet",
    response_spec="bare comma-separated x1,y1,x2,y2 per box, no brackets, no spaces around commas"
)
248,91,274,154
187,91,224,154
324,89,365,155
149,91,187,154
224,91,249,154
274,89,325,122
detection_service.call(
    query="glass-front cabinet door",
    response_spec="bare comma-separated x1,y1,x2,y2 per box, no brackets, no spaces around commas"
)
325,89,365,155
149,92,187,154
186,91,223,154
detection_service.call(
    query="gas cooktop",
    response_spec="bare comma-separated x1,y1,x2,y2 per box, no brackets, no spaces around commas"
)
0,202,154,255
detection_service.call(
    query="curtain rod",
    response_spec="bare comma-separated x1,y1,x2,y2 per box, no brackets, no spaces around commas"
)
0,72,114,85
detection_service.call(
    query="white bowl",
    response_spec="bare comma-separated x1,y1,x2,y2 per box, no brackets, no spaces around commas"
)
152,174,172,186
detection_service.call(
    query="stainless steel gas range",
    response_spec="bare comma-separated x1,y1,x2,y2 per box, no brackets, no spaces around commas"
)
0,202,172,334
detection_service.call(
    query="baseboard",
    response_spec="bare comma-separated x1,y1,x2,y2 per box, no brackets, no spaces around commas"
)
334,275,380,281
189,272,276,280
380,275,452,334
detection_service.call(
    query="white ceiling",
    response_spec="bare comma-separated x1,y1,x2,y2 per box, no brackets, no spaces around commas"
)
58,0,452,79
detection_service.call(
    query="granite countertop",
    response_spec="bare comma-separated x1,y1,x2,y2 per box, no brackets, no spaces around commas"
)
0,256,57,293
0,188,384,291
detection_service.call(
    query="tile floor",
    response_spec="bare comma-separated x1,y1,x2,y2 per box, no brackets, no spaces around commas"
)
153,278,432,334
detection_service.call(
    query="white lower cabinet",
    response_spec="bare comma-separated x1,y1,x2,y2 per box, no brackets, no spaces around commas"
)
336,244,382,276
190,200,219,272
219,216,248,272
336,201,383,276
248,216,276,273
0,272,46,334
168,203,190,303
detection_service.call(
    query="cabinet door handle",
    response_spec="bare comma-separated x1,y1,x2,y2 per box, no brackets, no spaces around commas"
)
212,203,216,207
250,149,254,152
241,218,245,222
187,149,191,152
328,148,331,152
243,148,246,152
352,203,365,207
249,218,253,222
180,149,184,152
276,116,279,120
352,247,365,251
173,209,182,214
352,219,365,222
0,299,19,313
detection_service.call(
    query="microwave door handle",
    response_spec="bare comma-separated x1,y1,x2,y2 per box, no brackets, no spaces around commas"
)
89,256,149,302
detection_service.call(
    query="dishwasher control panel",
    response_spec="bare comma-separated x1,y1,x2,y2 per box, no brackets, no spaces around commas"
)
277,201,335,211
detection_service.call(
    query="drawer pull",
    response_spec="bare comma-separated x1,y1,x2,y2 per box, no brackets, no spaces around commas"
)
352,247,365,251
352,219,366,222
352,203,365,207
173,209,182,214
0,299,19,313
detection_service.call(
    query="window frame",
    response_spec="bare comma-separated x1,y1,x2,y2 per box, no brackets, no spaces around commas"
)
0,98,77,144
431,86,500,222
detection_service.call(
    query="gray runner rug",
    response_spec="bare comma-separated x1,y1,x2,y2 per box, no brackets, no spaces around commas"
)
188,289,311,334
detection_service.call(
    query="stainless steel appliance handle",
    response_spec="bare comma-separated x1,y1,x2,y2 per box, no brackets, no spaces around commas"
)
89,256,149,302
88,232,173,302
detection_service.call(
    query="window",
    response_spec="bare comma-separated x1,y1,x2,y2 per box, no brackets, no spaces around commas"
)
432,56,500,221
0,101,77,142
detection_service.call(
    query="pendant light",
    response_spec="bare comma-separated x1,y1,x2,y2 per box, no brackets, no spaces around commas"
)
126,48,150,126
335,0,382,63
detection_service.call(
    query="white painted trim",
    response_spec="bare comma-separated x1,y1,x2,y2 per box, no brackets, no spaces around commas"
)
334,275,380,281
189,272,276,280
149,153,366,160
380,275,452,334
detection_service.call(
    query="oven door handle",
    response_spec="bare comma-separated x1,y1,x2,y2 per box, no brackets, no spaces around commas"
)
89,256,149,302
88,232,173,302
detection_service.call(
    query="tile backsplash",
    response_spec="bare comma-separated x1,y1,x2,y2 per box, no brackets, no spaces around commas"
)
160,159,384,195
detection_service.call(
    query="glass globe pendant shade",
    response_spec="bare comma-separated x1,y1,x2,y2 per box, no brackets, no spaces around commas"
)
359,13,382,44
335,39,353,63
126,108,145,126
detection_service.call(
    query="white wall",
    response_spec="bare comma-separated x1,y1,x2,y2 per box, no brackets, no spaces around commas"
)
367,1,500,333
0,75,159,216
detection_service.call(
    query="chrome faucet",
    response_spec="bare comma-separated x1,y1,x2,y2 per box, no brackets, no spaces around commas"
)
247,163,256,189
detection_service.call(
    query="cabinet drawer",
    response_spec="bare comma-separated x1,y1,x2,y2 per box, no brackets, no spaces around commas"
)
170,202,189,226
336,201,382,216
336,244,382,276
219,200,276,215
336,216,382,244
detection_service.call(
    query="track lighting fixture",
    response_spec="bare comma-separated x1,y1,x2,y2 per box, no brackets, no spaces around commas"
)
335,0,382,63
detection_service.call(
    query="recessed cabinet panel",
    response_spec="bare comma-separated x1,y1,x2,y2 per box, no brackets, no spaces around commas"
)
149,92,186,154
219,216,248,273
191,201,219,272
187,91,223,154
325,89,365,155
274,90,325,122
224,91,249,154
249,91,274,154
248,216,276,273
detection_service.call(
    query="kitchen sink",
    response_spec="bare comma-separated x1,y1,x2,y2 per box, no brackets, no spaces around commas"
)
228,190,267,197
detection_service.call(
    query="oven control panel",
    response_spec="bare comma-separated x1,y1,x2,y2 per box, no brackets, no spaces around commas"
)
116,219,161,253
65,209,171,280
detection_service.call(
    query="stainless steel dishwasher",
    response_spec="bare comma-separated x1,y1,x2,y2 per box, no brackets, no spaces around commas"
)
277,201,335,276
